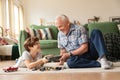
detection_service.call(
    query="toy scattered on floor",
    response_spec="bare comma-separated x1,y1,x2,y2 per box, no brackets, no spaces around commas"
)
3,66,18,72
32,66,66,71
45,55,61,62
40,66,66,71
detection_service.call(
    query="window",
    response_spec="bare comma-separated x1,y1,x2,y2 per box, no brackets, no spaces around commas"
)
0,0,2,26
12,1,24,39
6,0,10,29
0,0,24,39
14,4,19,37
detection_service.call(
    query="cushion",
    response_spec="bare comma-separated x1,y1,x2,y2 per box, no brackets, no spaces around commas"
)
0,37,8,45
88,22,119,35
30,25,58,40
26,27,53,40
38,28,53,40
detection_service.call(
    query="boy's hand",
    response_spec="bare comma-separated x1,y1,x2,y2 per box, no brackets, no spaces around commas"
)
42,57,48,63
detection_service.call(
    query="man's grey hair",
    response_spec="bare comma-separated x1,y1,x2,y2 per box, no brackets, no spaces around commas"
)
55,14,69,22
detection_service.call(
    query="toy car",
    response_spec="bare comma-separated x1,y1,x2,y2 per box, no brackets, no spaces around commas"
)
3,66,18,72
45,55,61,62
40,66,66,71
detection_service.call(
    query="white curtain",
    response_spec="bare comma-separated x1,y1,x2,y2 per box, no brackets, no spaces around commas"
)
0,0,2,26
9,0,24,39
0,0,4,28
0,0,24,39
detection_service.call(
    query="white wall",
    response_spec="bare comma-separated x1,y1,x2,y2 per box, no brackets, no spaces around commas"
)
20,0,120,26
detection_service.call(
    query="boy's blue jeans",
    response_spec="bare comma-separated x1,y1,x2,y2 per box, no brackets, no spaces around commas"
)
67,29,108,68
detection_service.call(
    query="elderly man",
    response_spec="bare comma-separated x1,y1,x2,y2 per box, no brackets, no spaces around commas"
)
55,14,113,69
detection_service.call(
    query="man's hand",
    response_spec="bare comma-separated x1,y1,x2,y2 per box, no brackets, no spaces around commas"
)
60,48,67,56
59,60,64,65
59,53,70,65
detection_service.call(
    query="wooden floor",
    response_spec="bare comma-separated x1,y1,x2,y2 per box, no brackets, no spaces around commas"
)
0,72,120,80
0,61,120,80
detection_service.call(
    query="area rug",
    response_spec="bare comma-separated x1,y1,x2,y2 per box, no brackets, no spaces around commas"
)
0,61,120,75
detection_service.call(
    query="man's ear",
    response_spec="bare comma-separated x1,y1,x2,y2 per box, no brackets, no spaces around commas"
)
68,22,70,26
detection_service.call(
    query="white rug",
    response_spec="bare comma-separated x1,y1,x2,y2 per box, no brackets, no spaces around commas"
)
0,62,120,75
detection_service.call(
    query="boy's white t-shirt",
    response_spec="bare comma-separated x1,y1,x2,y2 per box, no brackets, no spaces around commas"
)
15,51,42,68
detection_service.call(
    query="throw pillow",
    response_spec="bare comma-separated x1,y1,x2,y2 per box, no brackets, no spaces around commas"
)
38,28,53,40
25,27,53,40
0,37,8,45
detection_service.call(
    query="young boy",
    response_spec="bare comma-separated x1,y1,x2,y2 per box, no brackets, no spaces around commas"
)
15,37,48,69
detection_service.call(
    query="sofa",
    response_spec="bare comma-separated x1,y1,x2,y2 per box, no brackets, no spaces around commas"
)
0,26,19,60
86,22,120,61
18,22,120,60
18,25,60,56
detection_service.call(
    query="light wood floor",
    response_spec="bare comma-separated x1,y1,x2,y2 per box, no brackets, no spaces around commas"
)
0,61,120,80
0,72,120,80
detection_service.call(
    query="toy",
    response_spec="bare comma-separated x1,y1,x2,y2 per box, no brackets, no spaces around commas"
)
3,66,18,72
45,55,61,62
40,66,66,71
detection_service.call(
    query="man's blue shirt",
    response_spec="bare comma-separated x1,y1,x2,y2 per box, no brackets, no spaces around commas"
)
58,23,88,52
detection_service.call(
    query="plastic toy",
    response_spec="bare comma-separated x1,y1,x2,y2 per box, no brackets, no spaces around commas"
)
40,66,66,71
3,66,18,72
45,55,61,62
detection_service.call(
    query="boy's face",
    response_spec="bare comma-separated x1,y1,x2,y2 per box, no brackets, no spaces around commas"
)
29,41,41,53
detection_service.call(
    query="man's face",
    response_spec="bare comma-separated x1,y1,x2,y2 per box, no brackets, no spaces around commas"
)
55,18,68,31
